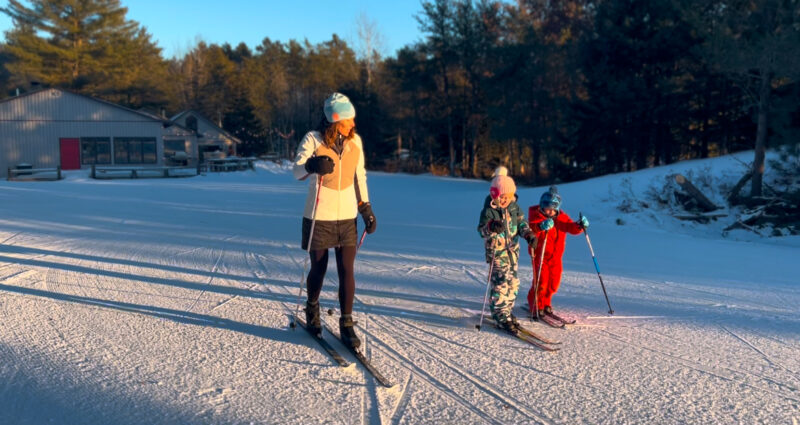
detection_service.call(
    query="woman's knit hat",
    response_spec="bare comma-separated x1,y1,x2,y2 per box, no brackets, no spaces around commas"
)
323,92,356,123
489,166,516,199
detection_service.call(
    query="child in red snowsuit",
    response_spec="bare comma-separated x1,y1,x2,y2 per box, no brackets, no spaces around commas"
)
526,186,589,317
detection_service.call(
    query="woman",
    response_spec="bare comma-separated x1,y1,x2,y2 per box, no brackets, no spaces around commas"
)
292,92,377,349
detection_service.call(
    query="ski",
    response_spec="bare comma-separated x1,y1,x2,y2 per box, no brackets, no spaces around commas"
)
323,322,395,388
494,324,560,352
295,317,351,368
537,313,565,328
484,316,561,345
515,324,561,345
520,305,572,328
348,346,395,388
546,311,577,325
471,308,562,345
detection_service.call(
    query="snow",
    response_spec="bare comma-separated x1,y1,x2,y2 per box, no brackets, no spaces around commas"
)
0,154,798,424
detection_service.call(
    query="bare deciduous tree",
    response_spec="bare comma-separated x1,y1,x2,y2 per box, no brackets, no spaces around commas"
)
355,12,387,86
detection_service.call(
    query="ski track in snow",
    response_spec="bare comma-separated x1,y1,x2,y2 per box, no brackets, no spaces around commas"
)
259,246,526,424
719,324,800,383
185,248,224,313
249,249,390,425
252,252,385,425
597,325,800,402
382,318,555,424
1,160,799,424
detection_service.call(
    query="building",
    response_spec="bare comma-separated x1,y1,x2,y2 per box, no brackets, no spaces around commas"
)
0,88,217,178
170,110,241,163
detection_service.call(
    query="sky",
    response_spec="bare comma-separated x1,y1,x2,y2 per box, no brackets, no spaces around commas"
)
0,0,426,58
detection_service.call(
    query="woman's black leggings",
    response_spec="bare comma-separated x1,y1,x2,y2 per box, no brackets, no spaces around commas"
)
306,246,357,315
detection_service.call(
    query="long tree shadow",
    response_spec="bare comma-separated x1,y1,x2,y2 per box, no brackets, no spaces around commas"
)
1,244,481,312
0,244,271,285
0,220,288,258
0,283,297,344
0,248,485,315
5,248,797,339
0,254,467,329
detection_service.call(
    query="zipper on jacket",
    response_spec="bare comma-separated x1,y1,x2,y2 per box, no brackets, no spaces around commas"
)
336,136,344,219
501,208,517,268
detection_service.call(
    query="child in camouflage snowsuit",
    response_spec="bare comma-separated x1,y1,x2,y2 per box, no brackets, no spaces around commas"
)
477,167,536,332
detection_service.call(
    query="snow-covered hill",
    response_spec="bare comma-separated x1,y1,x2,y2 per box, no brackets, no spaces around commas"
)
0,154,798,424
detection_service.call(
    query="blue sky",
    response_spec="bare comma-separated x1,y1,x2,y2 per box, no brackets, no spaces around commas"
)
1,1,426,58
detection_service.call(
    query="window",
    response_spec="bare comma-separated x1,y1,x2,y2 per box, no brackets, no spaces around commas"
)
186,116,198,132
81,137,111,165
128,140,142,163
163,140,186,157
143,141,156,163
114,137,157,164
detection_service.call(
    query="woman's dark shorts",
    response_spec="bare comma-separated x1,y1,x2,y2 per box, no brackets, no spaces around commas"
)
301,217,358,250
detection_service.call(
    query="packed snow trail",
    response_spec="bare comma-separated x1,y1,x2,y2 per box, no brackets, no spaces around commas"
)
0,157,798,424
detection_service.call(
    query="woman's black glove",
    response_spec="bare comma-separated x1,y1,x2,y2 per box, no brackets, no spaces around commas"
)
304,156,334,175
358,202,377,234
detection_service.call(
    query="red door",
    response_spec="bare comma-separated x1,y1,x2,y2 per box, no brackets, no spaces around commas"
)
59,138,80,170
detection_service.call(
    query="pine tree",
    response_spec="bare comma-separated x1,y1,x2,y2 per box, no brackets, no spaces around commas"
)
418,0,460,176
0,42,13,96
1,0,168,107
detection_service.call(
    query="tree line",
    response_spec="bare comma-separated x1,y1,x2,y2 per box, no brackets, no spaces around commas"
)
2,0,799,197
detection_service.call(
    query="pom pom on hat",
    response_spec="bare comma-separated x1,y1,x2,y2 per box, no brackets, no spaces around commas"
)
490,166,516,199
493,166,508,177
323,92,356,123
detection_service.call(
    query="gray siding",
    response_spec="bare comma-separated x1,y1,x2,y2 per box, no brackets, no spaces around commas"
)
0,89,165,177
171,111,239,156
0,89,156,122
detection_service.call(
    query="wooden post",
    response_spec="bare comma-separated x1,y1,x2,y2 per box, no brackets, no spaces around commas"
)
6,167,11,181
673,174,719,212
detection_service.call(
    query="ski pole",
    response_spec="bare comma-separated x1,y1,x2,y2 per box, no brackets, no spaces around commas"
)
580,212,614,315
532,228,548,322
356,228,367,252
291,174,323,329
502,209,516,270
476,240,497,331
355,223,368,355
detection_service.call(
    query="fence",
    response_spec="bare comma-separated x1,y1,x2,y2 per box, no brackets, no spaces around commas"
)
7,166,62,181
90,165,199,179
199,157,257,173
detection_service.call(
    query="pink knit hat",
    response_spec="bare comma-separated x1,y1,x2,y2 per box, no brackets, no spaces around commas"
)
489,166,516,199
